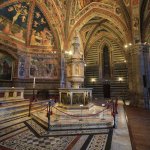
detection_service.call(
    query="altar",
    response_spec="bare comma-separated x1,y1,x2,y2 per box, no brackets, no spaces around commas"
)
0,87,24,100
59,88,92,105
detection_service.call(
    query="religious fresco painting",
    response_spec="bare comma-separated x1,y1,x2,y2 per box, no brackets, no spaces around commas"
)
0,1,29,42
132,0,139,5
0,53,13,80
30,56,59,79
30,6,54,47
0,0,9,5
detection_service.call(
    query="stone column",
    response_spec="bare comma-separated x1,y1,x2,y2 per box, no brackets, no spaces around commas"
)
89,90,92,101
129,44,150,107
84,91,86,105
21,91,24,99
142,45,150,108
60,52,65,88
70,92,73,105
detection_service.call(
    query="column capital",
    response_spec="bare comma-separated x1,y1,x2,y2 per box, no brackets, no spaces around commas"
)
129,44,149,55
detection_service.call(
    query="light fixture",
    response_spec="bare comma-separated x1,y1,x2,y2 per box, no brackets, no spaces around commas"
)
124,43,132,48
68,51,73,55
65,51,68,54
102,104,105,107
64,50,73,56
124,45,128,48
118,77,123,82
129,43,132,46
91,78,96,83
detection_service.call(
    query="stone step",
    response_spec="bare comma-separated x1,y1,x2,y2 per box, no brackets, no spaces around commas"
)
31,109,113,131
31,114,48,130
0,102,30,111
25,119,111,137
0,123,26,136
0,126,28,142
0,99,29,106
0,113,28,124
0,116,30,130
0,104,47,119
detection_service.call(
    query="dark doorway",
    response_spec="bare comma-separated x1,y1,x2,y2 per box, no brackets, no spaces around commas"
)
103,83,110,98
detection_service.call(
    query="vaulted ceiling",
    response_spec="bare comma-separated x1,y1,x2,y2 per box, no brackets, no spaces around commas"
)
0,0,149,54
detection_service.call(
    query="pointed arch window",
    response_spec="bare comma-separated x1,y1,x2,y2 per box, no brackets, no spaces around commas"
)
102,45,111,78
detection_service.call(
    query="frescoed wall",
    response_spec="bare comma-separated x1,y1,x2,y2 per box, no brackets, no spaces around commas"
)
0,53,13,80
29,56,59,79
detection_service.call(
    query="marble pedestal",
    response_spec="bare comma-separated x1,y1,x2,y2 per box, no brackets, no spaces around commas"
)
59,88,92,106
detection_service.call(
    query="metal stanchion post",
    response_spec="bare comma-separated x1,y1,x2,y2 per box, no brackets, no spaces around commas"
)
48,101,51,131
101,104,105,120
29,77,36,117
79,104,83,121
28,87,35,117
112,101,116,128
28,99,31,117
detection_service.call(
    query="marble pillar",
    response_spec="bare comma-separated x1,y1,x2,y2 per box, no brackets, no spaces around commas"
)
128,44,150,107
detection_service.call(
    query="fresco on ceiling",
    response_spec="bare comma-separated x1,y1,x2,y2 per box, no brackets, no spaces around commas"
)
123,0,130,5
0,2,30,41
77,0,96,9
77,0,116,9
18,57,26,78
74,0,115,14
0,0,9,5
132,0,139,5
0,53,13,80
30,56,59,79
55,0,67,8
30,6,54,47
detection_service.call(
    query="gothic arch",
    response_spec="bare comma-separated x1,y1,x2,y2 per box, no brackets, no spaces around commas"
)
0,47,18,60
67,6,131,49
99,39,112,79
140,0,150,42
85,32,124,57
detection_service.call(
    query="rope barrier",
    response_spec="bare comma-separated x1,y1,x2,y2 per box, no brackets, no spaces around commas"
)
30,100,48,113
29,99,115,119
31,104,47,113
52,102,113,118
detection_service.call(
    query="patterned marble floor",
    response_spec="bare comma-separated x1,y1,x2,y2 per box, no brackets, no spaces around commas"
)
0,116,113,150
0,129,110,150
